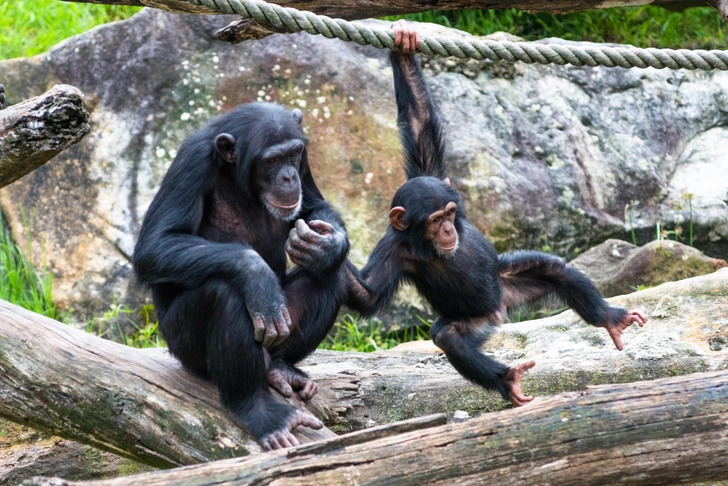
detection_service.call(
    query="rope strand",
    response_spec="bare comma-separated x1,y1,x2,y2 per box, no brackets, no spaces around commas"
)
189,0,728,71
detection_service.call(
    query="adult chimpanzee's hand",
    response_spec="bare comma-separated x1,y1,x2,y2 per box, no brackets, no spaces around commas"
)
243,261,291,347
286,219,347,274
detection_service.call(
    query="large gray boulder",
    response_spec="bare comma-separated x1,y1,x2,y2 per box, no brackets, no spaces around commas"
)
571,238,727,297
1,10,727,320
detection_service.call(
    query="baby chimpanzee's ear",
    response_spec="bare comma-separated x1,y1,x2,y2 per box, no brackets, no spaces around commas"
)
443,177,451,187
389,206,408,231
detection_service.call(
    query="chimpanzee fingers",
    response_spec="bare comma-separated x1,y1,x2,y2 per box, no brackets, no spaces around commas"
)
252,314,266,343
262,318,279,347
628,310,648,327
607,327,624,351
272,307,290,347
294,219,325,244
307,220,335,235
292,410,324,430
267,369,294,397
299,380,319,401
393,20,404,48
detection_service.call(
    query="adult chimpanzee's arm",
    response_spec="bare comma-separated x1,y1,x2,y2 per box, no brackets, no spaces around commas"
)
343,232,405,317
134,139,291,346
391,21,447,181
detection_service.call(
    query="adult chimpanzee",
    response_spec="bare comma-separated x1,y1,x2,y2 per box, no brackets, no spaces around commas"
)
346,21,648,406
134,103,350,450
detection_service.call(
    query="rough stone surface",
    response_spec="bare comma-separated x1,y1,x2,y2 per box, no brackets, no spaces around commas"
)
1,11,727,321
303,269,728,431
571,238,727,297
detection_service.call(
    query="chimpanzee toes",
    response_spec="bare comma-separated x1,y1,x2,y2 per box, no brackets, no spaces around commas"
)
291,409,323,430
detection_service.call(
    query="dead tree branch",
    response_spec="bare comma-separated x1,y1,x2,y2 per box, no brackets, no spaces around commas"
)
0,85,89,189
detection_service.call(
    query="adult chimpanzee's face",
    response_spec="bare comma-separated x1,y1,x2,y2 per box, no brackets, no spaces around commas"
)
214,106,307,221
255,139,304,220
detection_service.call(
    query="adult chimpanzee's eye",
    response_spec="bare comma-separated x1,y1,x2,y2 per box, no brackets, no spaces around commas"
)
289,151,298,160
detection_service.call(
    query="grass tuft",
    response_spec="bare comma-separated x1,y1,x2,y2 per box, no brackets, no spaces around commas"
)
319,313,431,352
0,217,61,320
0,0,140,60
388,6,726,49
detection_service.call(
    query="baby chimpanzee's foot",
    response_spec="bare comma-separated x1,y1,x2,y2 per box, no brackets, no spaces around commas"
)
601,308,648,351
267,360,319,401
260,409,323,450
504,360,536,407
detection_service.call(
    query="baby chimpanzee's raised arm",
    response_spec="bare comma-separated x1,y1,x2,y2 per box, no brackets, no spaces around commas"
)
391,20,446,181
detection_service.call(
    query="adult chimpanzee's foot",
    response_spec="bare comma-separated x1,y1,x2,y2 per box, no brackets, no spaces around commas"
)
267,360,319,401
260,409,323,450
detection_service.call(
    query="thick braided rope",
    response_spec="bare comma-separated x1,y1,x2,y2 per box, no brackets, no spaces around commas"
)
190,0,728,71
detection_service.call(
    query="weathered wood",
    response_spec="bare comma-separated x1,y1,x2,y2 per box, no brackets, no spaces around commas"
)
213,17,291,43
29,369,728,486
0,300,334,469
63,0,721,20
0,85,89,189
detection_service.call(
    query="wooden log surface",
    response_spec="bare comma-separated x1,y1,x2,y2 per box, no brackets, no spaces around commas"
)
27,369,728,486
0,300,335,469
63,0,723,21
0,85,89,189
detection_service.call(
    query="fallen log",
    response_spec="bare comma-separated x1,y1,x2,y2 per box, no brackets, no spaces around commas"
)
27,369,728,486
0,300,333,468
2,270,727,472
63,0,722,22
0,85,89,189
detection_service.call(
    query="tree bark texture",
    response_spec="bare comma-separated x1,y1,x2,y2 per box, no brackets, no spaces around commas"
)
0,85,89,189
27,369,728,486
0,300,335,469
63,0,721,20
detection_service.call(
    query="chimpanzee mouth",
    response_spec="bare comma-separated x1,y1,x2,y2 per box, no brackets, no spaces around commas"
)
264,193,302,220
437,238,459,256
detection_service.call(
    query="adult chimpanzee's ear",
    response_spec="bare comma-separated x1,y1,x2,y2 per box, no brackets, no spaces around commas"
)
215,133,236,163
292,109,303,125
389,206,408,231
443,177,451,187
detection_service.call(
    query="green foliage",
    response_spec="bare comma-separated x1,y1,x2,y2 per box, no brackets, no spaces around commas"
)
387,6,726,49
0,217,61,320
86,303,166,349
0,0,140,60
319,313,431,352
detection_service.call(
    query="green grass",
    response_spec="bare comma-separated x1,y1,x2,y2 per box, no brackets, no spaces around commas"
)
0,217,61,320
388,6,726,49
319,313,431,352
85,303,166,348
0,0,140,60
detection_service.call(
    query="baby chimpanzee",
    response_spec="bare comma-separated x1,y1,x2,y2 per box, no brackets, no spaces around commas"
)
346,21,647,406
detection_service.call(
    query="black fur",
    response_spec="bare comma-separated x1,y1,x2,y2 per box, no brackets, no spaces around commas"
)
347,50,631,404
134,102,349,443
